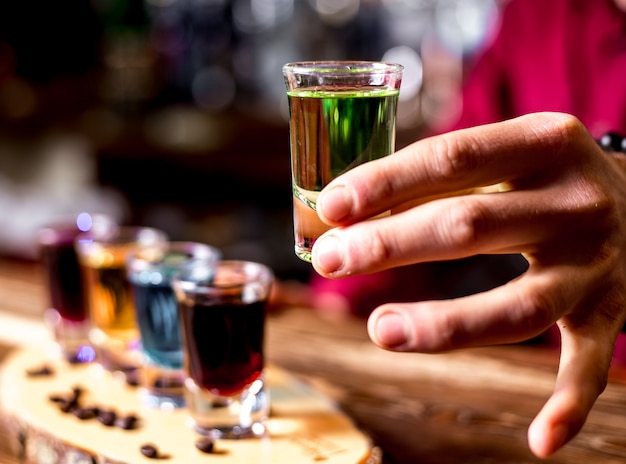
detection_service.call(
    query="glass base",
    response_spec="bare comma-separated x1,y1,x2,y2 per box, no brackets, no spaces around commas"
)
92,344,142,375
140,362,186,409
141,390,186,410
44,309,94,364
89,327,142,374
185,376,269,439
193,421,268,439
294,246,312,263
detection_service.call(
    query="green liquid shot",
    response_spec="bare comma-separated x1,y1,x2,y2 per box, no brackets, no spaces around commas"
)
288,87,399,262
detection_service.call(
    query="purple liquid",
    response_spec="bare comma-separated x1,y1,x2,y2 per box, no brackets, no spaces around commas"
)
40,227,86,322
179,298,266,396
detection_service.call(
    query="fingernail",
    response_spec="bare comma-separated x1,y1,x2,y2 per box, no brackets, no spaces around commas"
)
313,235,344,274
374,312,409,348
319,185,353,222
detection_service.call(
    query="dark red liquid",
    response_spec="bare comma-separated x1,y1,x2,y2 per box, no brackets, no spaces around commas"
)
40,228,86,322
179,298,266,396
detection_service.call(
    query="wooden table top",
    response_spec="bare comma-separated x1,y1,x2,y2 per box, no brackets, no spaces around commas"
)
1,256,626,464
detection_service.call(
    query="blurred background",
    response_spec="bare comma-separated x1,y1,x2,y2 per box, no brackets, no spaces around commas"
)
0,0,503,282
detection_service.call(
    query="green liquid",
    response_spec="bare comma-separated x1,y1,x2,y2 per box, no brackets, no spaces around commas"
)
288,86,399,193
287,86,399,262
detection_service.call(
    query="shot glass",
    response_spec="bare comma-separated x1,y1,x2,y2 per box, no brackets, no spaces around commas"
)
283,61,403,262
172,260,274,439
75,225,168,373
126,241,221,409
37,213,116,363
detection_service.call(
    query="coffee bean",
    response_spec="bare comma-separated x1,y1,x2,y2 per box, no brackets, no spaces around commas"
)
48,394,66,403
195,437,215,454
98,410,117,426
140,444,159,459
71,386,84,400
59,399,77,413
116,414,139,430
26,365,53,377
73,407,98,420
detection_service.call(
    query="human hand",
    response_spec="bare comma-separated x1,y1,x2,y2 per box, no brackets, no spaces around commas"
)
310,112,626,458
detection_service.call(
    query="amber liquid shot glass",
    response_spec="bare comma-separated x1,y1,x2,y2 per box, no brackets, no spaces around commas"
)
75,225,168,373
173,260,274,439
283,61,403,262
126,241,221,409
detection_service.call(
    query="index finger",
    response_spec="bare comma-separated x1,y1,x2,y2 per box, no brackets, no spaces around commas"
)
317,112,594,226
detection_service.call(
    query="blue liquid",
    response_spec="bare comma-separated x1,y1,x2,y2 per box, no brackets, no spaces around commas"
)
131,280,183,369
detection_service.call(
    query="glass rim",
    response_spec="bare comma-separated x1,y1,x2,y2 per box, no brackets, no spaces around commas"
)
282,60,404,76
126,241,221,273
37,213,117,244
76,225,167,244
172,259,274,292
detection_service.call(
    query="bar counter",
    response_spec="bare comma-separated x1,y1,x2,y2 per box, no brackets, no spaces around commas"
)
1,257,626,463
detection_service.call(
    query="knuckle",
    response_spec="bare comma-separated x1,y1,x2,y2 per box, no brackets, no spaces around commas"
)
557,114,589,144
593,197,622,251
562,180,622,263
444,317,472,348
429,134,480,183
526,281,560,314
346,227,394,270
410,304,470,352
533,113,587,153
515,286,560,332
438,198,491,250
552,113,587,141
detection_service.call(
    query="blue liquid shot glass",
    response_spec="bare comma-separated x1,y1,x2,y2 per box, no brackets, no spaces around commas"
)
127,242,221,409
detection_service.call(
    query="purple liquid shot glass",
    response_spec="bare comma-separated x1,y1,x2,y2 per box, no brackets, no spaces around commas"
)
38,213,114,363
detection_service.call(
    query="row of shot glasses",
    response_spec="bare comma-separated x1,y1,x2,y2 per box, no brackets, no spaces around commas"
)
37,213,273,439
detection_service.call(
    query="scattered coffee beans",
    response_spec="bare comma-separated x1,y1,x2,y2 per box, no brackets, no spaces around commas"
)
48,385,84,413
48,386,143,434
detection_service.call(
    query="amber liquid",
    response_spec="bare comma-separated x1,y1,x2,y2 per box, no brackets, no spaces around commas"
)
80,245,138,347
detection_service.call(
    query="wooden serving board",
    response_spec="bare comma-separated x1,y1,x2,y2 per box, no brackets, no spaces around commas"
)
0,347,379,464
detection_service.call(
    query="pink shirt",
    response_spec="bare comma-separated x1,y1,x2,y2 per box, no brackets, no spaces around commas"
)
453,0,626,136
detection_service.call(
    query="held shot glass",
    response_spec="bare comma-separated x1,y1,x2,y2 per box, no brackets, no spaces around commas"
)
126,241,221,409
172,259,274,439
283,61,403,262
